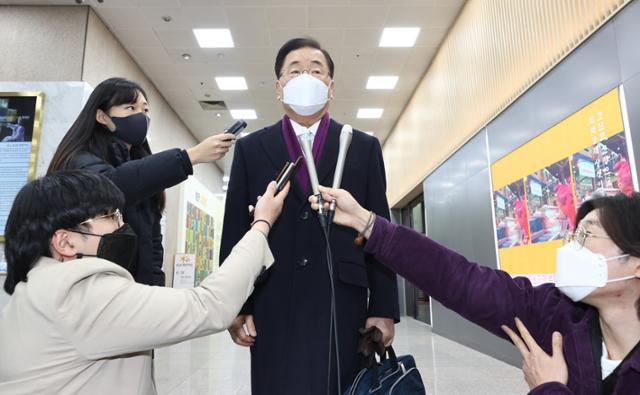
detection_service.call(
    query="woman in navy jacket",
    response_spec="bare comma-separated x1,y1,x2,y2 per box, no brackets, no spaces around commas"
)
311,186,640,394
47,78,234,286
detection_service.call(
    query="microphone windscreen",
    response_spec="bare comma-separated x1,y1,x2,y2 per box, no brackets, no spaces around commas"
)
332,125,353,189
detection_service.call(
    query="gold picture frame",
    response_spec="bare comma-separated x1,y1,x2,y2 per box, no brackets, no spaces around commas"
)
0,91,45,242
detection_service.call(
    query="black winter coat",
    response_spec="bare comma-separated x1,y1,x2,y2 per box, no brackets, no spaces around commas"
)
69,138,193,286
220,119,400,395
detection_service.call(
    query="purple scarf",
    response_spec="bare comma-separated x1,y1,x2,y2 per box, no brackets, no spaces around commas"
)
281,113,331,193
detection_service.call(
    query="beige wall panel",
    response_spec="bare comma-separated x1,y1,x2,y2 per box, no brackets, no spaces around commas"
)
0,6,87,81
384,0,630,206
83,10,224,286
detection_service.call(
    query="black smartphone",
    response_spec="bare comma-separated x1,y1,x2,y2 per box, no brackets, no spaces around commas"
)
275,156,301,195
275,161,291,185
226,120,248,135
248,157,300,217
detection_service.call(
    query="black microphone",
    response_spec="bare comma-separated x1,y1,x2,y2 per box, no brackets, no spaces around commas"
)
298,133,327,230
327,125,353,227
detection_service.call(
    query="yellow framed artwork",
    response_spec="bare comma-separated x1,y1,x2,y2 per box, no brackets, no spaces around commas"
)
0,92,45,244
490,86,638,285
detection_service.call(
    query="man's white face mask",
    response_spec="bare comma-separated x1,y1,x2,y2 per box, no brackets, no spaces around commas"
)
282,73,329,116
555,241,634,302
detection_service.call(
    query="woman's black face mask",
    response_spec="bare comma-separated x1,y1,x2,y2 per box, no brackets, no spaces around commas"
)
71,224,138,270
110,112,150,146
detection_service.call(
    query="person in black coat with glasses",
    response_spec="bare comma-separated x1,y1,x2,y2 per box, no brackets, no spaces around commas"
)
47,77,233,286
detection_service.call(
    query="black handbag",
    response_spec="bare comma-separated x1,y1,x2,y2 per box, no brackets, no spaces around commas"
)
343,326,426,395
343,346,426,395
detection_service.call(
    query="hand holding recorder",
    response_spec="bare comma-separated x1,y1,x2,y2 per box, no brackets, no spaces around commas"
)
248,156,300,217
187,120,248,165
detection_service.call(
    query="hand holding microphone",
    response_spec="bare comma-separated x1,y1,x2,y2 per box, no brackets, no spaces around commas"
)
309,186,375,239
297,125,352,230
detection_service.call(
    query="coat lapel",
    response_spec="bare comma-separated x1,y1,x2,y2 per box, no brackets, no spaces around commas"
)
316,119,341,187
258,122,306,202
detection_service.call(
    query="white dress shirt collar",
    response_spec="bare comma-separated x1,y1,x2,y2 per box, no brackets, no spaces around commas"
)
289,118,322,139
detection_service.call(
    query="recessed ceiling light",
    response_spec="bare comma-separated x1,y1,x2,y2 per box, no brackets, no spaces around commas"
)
215,76,247,91
222,185,228,191
366,76,399,90
230,109,257,120
357,108,384,119
193,28,234,48
379,27,420,47
182,53,191,60
216,112,221,117
223,176,230,182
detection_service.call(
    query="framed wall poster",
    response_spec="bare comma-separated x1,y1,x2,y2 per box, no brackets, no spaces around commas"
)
490,86,638,285
176,177,225,287
0,92,44,247
0,245,5,275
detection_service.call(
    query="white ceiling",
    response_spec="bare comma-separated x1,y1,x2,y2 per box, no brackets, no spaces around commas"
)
4,0,465,175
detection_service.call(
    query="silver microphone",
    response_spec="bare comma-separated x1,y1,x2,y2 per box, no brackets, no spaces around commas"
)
328,125,353,226
298,133,327,229
298,133,320,194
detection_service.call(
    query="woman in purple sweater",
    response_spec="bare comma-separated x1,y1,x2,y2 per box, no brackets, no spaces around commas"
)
310,186,640,395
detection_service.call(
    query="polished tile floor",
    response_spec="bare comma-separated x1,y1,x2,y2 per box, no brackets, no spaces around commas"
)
154,317,529,395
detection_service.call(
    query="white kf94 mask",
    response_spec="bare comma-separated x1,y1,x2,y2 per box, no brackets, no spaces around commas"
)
282,74,329,116
555,241,634,302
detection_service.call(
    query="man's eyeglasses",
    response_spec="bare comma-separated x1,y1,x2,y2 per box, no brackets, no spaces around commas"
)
78,209,123,227
563,226,610,249
279,67,329,82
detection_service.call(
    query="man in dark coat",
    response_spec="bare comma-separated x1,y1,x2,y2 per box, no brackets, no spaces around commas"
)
220,38,399,395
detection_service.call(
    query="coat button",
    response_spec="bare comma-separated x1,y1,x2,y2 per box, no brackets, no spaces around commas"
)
300,210,309,220
298,258,309,267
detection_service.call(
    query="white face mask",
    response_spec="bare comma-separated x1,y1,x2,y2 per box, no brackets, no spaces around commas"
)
555,241,634,302
281,73,329,116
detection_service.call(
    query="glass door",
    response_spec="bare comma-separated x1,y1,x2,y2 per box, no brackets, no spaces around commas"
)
401,196,431,325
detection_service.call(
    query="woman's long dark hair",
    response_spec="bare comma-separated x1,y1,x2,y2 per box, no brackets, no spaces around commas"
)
47,77,165,212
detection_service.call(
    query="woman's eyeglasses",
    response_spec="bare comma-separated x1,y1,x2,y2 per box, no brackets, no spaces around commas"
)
563,226,610,249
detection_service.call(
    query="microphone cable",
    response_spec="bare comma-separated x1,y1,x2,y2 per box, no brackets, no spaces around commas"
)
320,217,341,395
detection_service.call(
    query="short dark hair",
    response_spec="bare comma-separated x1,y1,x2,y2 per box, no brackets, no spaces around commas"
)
575,192,640,257
274,37,335,78
576,193,640,319
3,170,125,294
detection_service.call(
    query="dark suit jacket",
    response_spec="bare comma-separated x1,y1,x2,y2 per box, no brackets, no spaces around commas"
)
220,118,399,395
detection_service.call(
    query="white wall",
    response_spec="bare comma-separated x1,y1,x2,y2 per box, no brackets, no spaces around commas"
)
0,6,86,81
0,81,90,308
0,6,225,308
